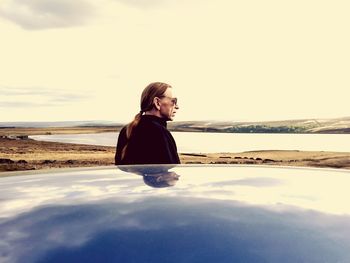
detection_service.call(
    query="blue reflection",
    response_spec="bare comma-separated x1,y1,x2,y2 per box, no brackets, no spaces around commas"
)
1,197,350,263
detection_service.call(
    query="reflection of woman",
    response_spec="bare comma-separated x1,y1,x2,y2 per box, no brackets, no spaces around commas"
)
115,82,180,165
117,165,180,188
143,171,180,188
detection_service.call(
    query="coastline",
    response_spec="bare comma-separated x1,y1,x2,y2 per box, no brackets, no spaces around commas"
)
1,127,350,172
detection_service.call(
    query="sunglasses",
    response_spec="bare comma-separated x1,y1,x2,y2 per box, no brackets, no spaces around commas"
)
159,96,178,106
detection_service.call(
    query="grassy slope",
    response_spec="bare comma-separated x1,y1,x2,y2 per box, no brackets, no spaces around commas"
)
168,116,350,133
1,116,350,135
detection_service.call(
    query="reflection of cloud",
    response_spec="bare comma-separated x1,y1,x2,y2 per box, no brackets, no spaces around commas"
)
1,198,350,263
0,0,95,30
1,166,350,262
0,201,163,263
0,86,90,108
2,166,350,219
207,177,283,188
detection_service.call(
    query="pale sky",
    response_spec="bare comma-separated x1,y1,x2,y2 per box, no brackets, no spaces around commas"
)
0,0,349,123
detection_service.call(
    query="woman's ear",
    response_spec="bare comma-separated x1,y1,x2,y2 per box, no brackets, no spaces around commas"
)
153,97,161,110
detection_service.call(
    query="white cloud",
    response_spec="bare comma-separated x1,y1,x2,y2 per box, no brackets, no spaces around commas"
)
0,0,96,30
0,86,90,108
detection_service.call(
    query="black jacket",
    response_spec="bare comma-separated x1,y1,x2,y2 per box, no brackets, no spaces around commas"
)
115,115,180,165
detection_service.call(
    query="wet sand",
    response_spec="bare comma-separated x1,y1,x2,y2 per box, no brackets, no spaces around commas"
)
1,127,350,172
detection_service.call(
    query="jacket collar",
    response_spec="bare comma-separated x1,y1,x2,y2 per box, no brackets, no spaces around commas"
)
142,114,167,128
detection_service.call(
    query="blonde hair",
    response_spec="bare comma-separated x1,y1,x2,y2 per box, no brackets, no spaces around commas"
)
121,82,172,160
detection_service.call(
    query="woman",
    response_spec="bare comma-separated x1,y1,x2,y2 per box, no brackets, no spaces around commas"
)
115,82,180,165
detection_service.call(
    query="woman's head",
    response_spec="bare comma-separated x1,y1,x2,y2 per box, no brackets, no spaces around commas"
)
141,82,179,121
121,82,179,160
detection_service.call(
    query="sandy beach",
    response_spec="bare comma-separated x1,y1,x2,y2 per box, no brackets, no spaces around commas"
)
1,127,350,172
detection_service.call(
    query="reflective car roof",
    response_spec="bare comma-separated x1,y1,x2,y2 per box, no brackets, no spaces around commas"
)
1,165,350,263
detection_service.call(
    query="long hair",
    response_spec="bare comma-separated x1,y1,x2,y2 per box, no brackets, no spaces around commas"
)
121,82,172,160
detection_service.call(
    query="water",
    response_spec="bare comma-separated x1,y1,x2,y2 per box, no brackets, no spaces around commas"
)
30,132,350,153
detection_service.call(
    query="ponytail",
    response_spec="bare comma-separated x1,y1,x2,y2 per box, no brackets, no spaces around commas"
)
119,81,171,162
121,111,143,161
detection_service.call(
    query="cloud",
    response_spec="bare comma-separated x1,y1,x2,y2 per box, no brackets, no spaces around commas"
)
0,101,53,108
114,0,175,9
0,86,90,108
0,0,96,30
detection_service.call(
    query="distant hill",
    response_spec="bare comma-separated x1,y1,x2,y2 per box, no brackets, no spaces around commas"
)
0,121,122,128
168,116,350,134
2,117,350,133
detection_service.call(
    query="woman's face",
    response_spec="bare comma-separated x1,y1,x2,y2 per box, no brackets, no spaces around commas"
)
159,88,179,121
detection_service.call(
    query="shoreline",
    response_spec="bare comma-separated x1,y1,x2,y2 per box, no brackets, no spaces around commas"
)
1,127,350,173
